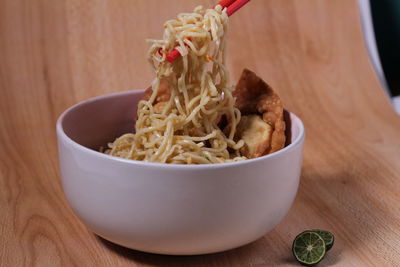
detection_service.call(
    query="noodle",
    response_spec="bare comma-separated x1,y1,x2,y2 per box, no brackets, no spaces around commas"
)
106,5,246,164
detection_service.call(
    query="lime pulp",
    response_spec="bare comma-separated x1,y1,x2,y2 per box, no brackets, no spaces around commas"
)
311,229,334,251
292,231,326,266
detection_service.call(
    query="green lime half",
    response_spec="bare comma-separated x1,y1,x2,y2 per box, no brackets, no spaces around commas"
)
292,231,326,266
311,230,334,251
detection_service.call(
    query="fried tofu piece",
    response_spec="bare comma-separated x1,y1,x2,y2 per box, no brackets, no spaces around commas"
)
236,115,272,158
143,78,171,103
234,69,286,154
141,79,171,118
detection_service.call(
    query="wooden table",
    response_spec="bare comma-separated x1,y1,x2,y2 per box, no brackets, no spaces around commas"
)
1,0,399,266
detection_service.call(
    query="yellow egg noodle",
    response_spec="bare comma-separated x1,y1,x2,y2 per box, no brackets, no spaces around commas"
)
106,5,246,164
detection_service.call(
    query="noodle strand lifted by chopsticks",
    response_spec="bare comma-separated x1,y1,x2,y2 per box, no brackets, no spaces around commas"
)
106,5,246,164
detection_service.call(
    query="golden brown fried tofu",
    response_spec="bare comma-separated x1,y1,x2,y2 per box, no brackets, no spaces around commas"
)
236,115,272,158
234,69,286,154
143,78,171,103
141,79,172,119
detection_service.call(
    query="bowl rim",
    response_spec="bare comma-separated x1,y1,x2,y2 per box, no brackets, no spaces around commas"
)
56,89,305,170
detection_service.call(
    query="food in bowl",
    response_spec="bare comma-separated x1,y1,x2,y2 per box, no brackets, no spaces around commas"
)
105,5,286,164
56,2,305,255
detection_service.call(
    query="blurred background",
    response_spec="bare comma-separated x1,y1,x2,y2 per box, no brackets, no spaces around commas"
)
359,0,400,113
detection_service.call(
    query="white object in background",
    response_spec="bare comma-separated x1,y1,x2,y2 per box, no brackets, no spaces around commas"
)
393,96,400,114
56,90,305,255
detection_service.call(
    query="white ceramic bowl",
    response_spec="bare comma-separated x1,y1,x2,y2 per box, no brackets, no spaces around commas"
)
56,89,305,255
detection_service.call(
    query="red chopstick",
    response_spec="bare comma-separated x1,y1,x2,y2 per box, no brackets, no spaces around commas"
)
226,0,250,16
166,0,251,63
216,0,237,9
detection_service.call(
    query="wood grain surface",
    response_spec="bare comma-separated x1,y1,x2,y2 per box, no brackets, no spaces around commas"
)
1,0,400,266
